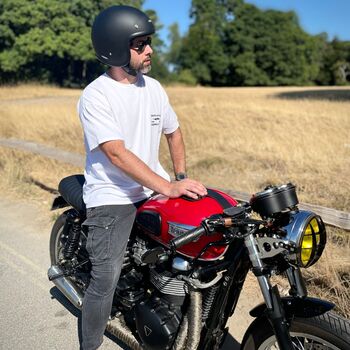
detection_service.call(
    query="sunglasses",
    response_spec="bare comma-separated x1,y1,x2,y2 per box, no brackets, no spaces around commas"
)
130,37,152,53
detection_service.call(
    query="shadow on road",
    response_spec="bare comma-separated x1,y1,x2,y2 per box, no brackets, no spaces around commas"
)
50,287,129,349
276,89,350,101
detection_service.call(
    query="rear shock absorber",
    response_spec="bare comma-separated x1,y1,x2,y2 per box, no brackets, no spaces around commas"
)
63,211,83,260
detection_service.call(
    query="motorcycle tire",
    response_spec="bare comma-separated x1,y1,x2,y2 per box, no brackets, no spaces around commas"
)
50,211,69,264
240,312,350,350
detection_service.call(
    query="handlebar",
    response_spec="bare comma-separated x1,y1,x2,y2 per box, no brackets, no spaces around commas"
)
170,225,206,250
169,211,263,251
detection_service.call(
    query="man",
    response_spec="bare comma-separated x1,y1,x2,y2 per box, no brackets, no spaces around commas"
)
78,5,207,350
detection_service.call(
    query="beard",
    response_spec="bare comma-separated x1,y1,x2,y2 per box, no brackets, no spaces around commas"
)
129,55,152,74
140,64,152,74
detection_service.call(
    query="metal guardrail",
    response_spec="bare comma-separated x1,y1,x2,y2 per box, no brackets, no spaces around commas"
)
1,137,349,231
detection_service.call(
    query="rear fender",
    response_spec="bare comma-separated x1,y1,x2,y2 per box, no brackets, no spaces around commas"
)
51,196,69,211
250,296,335,319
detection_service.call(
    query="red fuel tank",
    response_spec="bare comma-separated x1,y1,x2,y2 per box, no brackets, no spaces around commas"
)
136,189,238,261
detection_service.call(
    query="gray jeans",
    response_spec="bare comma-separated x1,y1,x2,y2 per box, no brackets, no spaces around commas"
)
81,203,139,350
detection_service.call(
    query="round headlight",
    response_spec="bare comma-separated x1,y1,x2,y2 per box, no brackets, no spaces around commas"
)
282,211,326,268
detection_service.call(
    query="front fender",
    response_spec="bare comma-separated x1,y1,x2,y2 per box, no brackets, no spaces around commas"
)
250,296,335,319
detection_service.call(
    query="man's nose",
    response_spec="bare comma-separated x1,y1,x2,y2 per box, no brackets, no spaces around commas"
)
145,44,153,55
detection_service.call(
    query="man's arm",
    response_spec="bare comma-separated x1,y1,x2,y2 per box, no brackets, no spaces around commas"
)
165,128,186,177
99,140,207,199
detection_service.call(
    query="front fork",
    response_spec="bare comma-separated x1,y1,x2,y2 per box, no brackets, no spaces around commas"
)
244,233,301,350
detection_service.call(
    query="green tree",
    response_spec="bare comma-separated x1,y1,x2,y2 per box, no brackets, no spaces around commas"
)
163,23,197,85
0,0,169,86
316,38,350,85
166,23,182,71
225,2,322,85
177,0,325,86
179,0,229,85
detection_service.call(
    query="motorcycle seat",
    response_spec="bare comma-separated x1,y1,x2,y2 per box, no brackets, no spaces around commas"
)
58,174,86,214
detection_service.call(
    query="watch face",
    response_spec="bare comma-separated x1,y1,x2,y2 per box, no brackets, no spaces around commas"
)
175,173,187,181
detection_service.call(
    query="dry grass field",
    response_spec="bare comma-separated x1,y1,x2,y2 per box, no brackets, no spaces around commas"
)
0,84,349,317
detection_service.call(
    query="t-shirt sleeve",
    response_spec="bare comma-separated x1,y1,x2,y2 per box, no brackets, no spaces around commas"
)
162,93,179,135
78,92,124,152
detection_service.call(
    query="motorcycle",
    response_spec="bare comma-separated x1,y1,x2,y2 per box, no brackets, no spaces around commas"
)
48,174,350,349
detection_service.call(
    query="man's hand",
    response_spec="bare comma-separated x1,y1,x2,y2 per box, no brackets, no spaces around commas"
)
166,178,207,199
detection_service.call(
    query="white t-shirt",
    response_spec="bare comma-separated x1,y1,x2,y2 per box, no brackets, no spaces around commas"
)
78,73,179,208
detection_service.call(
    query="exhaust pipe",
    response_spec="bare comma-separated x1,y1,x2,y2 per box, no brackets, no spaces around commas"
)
185,289,202,350
48,265,83,309
106,316,143,350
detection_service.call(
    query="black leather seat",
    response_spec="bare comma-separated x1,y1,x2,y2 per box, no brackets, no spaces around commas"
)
58,174,86,214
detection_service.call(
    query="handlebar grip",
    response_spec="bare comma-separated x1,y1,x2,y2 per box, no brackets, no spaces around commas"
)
170,226,206,250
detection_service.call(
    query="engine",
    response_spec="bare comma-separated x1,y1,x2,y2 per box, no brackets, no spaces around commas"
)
114,237,187,350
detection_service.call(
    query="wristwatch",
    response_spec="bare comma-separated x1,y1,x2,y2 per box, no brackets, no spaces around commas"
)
175,172,187,181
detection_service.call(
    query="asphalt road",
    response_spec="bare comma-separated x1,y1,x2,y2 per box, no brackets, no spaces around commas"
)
0,198,254,350
0,199,124,350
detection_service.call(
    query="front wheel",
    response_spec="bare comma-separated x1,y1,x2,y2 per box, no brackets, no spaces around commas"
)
241,312,350,350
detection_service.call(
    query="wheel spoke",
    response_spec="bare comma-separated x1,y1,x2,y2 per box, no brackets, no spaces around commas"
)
292,336,305,350
258,333,341,350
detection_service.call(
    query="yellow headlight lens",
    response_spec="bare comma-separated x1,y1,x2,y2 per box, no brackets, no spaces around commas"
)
281,211,326,268
301,236,313,266
300,218,321,266
311,218,321,244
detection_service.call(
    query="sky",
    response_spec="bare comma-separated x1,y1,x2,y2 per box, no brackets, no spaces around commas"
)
143,0,350,47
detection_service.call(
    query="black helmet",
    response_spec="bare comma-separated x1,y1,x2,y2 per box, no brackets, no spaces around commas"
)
91,5,155,67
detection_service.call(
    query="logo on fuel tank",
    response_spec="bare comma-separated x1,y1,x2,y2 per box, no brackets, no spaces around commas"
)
168,222,196,237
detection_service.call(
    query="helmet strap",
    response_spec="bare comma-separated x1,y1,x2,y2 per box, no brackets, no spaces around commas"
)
122,64,138,77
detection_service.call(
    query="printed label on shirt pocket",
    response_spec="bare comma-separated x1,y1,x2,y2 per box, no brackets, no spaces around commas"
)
151,114,161,126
